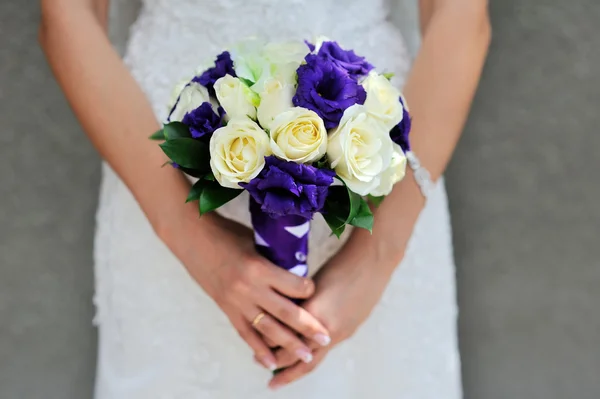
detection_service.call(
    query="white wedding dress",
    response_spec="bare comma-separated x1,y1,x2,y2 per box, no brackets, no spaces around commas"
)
93,0,462,398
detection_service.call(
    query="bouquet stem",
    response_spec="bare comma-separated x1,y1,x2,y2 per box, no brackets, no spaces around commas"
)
249,198,310,279
249,199,310,374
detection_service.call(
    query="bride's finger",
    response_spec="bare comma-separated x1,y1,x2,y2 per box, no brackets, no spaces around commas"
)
229,313,277,371
269,347,329,390
265,263,315,299
259,291,331,347
263,335,277,348
272,340,320,369
272,348,300,369
247,309,314,364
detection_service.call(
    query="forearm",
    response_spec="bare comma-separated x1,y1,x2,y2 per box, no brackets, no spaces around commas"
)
39,0,197,236
349,1,491,270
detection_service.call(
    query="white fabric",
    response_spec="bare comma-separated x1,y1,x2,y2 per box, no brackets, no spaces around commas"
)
93,0,462,397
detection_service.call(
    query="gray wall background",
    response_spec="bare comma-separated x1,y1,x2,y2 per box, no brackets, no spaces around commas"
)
1,1,599,398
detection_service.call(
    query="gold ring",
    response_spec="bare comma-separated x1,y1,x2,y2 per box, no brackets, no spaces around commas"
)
251,312,266,328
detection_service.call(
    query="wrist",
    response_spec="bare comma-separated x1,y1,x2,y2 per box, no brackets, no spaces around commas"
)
345,171,425,273
154,191,225,300
148,170,202,243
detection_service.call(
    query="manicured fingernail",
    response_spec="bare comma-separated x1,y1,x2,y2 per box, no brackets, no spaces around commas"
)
269,381,283,391
296,348,313,363
314,333,331,346
261,357,277,371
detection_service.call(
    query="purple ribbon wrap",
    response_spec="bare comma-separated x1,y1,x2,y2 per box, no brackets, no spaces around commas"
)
249,198,310,278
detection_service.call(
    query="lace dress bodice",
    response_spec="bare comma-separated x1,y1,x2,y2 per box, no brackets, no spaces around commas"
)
124,0,411,269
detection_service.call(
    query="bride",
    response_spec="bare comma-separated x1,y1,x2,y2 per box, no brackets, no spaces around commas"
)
40,0,490,397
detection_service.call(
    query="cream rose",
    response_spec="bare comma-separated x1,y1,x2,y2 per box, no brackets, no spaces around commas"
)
269,107,327,163
209,118,271,188
263,41,307,67
327,104,394,195
232,39,303,92
214,75,259,120
263,41,306,86
369,143,407,196
230,38,270,90
362,72,404,130
168,81,210,122
256,78,295,130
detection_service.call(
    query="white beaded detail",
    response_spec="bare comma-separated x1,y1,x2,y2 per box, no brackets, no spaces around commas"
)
406,151,434,199
295,251,307,262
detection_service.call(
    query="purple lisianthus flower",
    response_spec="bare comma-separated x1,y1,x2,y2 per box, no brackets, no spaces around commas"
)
304,39,316,52
241,156,335,219
389,96,412,152
293,54,366,129
315,41,374,79
181,102,225,140
193,51,236,96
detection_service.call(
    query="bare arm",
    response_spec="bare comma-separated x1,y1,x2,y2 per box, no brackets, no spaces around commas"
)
39,0,193,235
39,0,334,369
350,0,492,271
268,0,491,387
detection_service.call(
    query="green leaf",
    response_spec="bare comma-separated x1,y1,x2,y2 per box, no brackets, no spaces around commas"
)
164,122,191,140
314,155,330,170
346,189,362,223
382,72,395,80
322,177,373,237
199,181,243,215
331,224,346,238
203,172,216,181
159,138,210,171
335,177,362,225
349,198,374,232
178,167,206,178
367,194,385,207
186,180,206,203
322,200,347,238
238,76,255,88
149,128,165,140
322,211,346,238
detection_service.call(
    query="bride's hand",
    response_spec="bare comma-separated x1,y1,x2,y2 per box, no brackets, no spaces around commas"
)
160,209,331,371
265,238,402,389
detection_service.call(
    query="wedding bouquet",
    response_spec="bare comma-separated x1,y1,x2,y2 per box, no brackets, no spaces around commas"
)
151,37,412,277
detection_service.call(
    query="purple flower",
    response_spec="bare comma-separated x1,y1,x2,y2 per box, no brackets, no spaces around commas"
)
193,51,236,96
293,55,366,129
389,96,412,152
304,40,315,52
315,41,374,79
241,156,335,219
181,102,225,140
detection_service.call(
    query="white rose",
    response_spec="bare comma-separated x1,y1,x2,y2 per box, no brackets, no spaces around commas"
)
327,104,394,195
263,41,307,67
168,81,210,122
230,38,269,85
256,78,295,130
209,118,271,189
214,75,259,120
232,38,305,92
167,78,190,114
263,41,306,86
269,107,327,163
369,144,407,197
362,72,404,130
